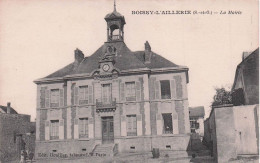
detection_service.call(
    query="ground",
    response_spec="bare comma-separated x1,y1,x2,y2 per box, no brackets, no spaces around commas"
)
7,151,259,163
33,151,208,163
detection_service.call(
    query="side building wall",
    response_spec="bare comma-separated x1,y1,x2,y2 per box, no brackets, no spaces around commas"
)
204,105,259,162
0,114,34,163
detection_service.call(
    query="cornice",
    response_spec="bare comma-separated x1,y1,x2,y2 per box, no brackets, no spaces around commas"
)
34,66,189,84
150,66,189,73
33,77,64,84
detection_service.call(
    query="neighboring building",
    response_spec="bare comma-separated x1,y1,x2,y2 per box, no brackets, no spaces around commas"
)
204,48,259,162
34,5,190,159
187,106,205,152
232,48,259,106
0,103,36,163
189,106,205,136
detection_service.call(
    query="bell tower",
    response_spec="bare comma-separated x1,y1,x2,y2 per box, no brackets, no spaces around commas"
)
104,1,126,42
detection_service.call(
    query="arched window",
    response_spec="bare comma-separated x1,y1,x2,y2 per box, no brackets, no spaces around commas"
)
109,24,120,40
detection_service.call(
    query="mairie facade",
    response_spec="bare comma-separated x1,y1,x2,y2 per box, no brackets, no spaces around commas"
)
34,6,190,159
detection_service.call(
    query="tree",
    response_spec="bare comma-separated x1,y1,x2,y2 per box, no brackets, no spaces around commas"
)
212,87,232,107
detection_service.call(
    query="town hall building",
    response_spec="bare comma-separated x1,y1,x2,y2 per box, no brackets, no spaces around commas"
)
34,4,190,159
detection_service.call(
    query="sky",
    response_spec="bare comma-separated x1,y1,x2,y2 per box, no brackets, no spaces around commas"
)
0,0,258,121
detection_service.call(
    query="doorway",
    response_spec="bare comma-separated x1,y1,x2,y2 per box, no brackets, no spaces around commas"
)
102,116,114,144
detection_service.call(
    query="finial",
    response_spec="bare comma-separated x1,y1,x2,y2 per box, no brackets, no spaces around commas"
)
114,0,116,11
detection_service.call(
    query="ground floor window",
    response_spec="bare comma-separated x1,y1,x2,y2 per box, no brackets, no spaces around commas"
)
50,120,59,140
79,118,89,138
162,113,173,134
126,115,137,136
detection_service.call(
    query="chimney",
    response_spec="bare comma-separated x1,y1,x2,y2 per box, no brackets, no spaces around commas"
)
242,51,251,60
74,48,84,64
7,102,11,114
145,41,151,52
144,41,152,63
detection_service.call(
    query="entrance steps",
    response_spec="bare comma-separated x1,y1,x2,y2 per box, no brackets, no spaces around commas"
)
92,144,117,157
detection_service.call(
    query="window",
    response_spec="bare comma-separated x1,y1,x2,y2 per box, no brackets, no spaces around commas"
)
102,84,112,104
125,82,136,101
79,118,88,138
50,89,59,107
126,115,137,136
50,120,59,140
190,118,199,133
162,113,173,134
160,80,171,99
79,86,88,105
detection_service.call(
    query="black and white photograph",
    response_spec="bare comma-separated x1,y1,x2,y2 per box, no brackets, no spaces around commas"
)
0,0,258,162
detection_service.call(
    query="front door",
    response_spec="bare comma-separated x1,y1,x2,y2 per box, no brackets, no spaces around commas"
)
102,116,114,144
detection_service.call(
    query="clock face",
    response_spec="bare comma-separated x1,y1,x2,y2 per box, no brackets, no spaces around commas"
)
102,64,110,72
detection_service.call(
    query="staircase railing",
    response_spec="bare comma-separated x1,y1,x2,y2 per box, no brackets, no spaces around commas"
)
91,144,99,155
113,144,119,156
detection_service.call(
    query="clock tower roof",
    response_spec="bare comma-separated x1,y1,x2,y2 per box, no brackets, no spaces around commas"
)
104,0,126,24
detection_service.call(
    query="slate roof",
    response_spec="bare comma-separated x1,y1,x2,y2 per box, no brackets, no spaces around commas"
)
133,51,178,69
105,9,126,24
231,48,259,105
232,48,259,91
105,10,124,19
0,105,18,114
46,63,77,78
189,106,205,117
43,41,182,79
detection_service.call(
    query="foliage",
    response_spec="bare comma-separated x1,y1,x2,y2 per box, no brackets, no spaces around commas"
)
212,87,232,106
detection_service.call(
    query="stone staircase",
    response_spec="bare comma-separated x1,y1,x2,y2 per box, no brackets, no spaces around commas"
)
92,144,117,157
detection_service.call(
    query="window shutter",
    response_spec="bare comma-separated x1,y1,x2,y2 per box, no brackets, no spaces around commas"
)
155,81,160,99
149,77,156,100
45,121,50,140
174,76,183,99
75,87,79,105
137,114,142,136
88,85,93,104
74,118,79,139
120,83,125,102
170,80,176,99
172,113,179,134
121,115,126,136
156,114,162,135
136,82,141,101
71,84,75,105
59,119,64,140
40,87,46,108
45,90,50,108
59,89,64,107
88,117,94,138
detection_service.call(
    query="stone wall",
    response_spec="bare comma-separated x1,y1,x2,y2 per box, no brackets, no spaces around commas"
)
35,140,95,160
204,105,259,162
0,114,35,162
116,135,189,152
